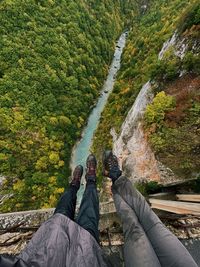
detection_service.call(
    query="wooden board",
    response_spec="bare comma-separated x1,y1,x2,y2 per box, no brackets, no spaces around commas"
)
149,198,200,215
149,192,175,200
176,194,200,203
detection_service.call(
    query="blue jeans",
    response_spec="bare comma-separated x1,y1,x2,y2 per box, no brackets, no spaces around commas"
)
54,183,99,243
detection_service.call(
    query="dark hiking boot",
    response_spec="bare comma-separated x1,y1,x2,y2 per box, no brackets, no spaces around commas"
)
85,154,97,184
102,150,122,183
70,165,83,189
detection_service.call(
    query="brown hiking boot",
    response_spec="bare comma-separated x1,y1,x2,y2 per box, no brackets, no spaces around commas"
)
102,150,122,182
70,165,83,188
85,154,97,183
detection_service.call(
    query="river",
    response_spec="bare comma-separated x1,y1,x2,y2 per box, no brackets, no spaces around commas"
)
70,32,127,204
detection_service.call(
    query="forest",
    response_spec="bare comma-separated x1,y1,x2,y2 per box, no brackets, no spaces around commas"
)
0,0,135,211
0,0,199,212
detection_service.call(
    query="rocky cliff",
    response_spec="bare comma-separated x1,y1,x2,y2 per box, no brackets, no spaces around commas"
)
112,25,200,185
111,81,161,183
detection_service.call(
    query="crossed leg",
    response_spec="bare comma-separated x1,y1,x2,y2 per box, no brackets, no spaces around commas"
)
112,176,198,267
113,192,161,267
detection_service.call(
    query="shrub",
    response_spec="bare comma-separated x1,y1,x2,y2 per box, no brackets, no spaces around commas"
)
149,133,166,152
193,175,200,193
144,91,176,127
146,181,161,194
150,54,180,81
135,180,161,196
135,181,148,196
183,51,200,74
164,59,180,80
162,48,181,81
150,60,166,80
178,2,200,33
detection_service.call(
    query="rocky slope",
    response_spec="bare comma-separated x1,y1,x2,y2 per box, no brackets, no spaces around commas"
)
112,26,200,184
93,0,200,186
111,81,161,183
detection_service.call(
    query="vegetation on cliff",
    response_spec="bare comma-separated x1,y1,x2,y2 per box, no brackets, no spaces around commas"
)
144,2,200,179
93,0,199,182
145,75,200,179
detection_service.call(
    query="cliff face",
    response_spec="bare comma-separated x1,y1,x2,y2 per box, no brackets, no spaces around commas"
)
112,21,200,184
111,81,177,185
112,82,161,183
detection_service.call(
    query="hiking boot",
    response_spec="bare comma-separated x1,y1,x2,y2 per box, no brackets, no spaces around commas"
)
102,150,122,182
70,165,83,189
85,154,97,184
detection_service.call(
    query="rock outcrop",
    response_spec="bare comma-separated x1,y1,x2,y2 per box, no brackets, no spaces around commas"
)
112,81,162,183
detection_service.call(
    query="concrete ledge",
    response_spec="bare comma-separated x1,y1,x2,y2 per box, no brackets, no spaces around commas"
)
0,202,117,229
0,202,119,255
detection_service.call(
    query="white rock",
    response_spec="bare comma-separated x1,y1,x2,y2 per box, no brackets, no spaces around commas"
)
159,32,177,60
113,82,161,182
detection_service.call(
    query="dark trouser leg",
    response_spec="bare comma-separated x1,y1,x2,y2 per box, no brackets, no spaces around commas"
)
54,185,78,220
76,183,99,242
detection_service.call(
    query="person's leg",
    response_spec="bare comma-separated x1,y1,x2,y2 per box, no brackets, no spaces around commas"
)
113,176,198,267
54,165,83,220
113,192,161,267
103,151,197,267
76,154,100,242
54,186,78,220
76,183,99,242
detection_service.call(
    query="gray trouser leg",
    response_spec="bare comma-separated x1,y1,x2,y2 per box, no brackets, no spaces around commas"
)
113,192,161,267
112,176,198,267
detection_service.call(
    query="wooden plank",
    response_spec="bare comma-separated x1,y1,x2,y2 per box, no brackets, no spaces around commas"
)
176,194,200,203
149,192,176,200
162,178,197,187
149,199,200,215
151,203,200,215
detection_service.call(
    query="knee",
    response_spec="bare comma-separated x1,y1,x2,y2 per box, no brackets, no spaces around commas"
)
123,220,144,242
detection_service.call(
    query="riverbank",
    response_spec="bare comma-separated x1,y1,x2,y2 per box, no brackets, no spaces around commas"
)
70,32,128,204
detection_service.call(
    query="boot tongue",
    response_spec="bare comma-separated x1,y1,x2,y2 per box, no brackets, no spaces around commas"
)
86,167,96,183
88,168,96,176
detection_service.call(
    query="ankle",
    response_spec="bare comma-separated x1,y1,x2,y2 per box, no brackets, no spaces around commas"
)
85,174,96,183
70,182,80,191
109,168,122,183
89,172,96,178
86,180,97,187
